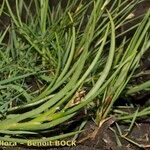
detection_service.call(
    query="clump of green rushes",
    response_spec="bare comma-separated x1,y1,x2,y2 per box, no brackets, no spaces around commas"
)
0,0,150,144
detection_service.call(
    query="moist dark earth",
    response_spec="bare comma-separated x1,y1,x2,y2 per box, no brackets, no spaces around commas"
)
0,1,150,150
0,121,149,150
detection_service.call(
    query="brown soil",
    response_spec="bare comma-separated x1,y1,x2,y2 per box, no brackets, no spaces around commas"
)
0,120,149,150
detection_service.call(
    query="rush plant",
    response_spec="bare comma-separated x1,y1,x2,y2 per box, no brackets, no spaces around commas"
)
0,0,149,144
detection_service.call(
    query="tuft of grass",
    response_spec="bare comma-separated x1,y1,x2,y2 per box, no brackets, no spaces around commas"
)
0,0,150,145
